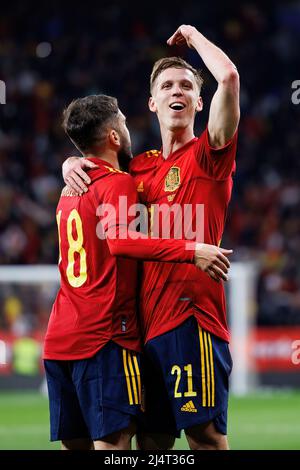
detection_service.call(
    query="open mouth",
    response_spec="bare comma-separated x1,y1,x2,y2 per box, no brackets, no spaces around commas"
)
169,102,186,111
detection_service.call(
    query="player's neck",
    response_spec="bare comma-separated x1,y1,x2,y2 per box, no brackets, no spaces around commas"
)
160,127,195,159
84,149,120,169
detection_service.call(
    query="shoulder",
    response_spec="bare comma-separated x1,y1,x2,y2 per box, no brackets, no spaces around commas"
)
91,167,135,198
60,186,79,197
194,127,238,179
130,149,160,172
194,128,207,146
89,167,135,198
197,126,238,152
89,165,130,183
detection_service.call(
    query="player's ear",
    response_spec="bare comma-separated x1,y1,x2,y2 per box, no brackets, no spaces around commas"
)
195,96,203,113
109,129,121,147
149,96,157,113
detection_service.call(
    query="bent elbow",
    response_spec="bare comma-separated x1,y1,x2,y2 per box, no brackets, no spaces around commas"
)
222,67,240,87
107,239,119,256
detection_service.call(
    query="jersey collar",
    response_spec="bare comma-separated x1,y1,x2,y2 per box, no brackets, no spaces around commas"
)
85,157,116,169
160,137,198,162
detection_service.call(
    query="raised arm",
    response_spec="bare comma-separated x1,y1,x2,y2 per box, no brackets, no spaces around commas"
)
167,25,240,147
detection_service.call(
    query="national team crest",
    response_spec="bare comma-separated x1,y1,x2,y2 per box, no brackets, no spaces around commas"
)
164,166,181,192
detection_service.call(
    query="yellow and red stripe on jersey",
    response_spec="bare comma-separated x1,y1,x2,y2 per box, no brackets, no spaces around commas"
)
145,149,160,158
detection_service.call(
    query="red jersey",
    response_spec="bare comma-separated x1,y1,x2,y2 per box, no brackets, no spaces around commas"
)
44,158,195,360
130,128,238,343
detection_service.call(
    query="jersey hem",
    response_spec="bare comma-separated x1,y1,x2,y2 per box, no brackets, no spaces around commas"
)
43,338,141,360
144,312,229,345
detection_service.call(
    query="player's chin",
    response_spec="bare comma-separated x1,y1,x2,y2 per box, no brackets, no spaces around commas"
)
168,119,188,131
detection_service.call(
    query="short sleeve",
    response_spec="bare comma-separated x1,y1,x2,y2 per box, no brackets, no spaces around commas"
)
195,128,238,180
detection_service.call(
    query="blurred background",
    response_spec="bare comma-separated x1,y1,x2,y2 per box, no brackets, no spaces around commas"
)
0,0,300,450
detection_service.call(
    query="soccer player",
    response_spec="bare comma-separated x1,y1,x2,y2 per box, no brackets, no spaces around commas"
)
62,25,239,450
44,93,232,450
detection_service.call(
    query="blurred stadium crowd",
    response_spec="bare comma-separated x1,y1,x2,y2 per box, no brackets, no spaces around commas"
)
0,1,300,332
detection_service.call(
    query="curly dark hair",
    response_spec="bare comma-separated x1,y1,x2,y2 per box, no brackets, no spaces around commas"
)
62,94,119,152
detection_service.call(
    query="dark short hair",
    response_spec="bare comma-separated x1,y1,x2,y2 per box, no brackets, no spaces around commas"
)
150,57,203,94
62,94,119,152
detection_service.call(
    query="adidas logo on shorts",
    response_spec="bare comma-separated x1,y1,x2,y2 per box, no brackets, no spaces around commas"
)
181,400,197,412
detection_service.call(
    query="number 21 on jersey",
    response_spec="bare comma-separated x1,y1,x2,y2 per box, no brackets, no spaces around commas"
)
171,364,197,398
56,209,87,288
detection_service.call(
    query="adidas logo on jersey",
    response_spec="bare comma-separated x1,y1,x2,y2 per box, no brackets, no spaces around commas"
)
181,400,197,412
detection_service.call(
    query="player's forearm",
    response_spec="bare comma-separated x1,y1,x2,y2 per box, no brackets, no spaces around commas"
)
106,227,195,263
189,29,238,84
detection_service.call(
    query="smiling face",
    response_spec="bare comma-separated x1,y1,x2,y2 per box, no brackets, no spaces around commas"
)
149,67,203,132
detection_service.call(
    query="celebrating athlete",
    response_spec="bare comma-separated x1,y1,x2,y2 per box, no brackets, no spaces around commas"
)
44,92,232,450
62,25,239,450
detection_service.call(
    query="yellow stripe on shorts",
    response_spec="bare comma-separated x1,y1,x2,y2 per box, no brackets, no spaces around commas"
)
203,331,211,407
208,333,215,407
198,326,206,407
198,326,215,407
132,353,142,404
127,351,139,405
122,349,133,405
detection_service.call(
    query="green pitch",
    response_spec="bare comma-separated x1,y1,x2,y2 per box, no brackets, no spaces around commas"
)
0,391,299,450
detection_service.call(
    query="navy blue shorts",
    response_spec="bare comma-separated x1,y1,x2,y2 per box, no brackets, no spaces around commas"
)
44,341,142,441
140,316,232,436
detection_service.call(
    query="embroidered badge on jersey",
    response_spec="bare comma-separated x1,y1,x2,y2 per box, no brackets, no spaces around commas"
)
164,166,181,192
